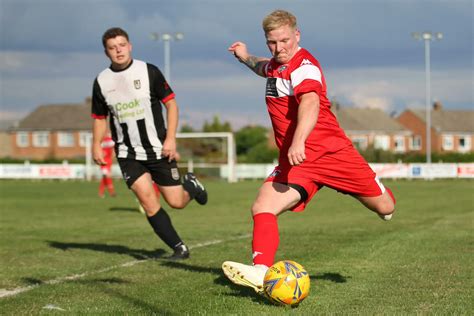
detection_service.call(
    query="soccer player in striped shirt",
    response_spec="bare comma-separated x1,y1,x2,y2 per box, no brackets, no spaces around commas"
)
92,27,207,260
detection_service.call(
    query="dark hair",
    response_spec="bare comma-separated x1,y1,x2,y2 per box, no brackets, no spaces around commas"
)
102,27,129,48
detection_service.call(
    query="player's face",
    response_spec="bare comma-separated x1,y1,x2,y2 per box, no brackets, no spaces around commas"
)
265,24,300,64
104,36,132,70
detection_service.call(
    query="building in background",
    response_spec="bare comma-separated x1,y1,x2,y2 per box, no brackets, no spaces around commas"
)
397,102,474,154
8,98,92,160
334,107,412,153
0,120,15,158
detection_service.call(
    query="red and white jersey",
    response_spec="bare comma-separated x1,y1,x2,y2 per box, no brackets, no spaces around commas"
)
264,48,351,165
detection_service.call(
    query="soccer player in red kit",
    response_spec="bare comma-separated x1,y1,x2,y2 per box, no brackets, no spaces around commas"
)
98,134,116,198
222,10,396,293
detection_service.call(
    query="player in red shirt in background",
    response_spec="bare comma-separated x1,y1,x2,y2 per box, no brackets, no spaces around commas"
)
98,134,116,198
222,10,396,294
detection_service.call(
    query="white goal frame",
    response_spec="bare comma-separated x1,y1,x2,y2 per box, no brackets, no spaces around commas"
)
176,132,236,183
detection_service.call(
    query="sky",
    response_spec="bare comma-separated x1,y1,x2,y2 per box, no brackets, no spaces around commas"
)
0,0,472,129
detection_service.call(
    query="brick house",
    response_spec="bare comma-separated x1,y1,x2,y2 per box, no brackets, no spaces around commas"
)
397,102,474,154
9,99,93,160
334,107,412,152
0,120,15,158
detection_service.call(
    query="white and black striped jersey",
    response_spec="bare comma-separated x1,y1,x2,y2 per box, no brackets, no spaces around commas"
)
92,59,175,160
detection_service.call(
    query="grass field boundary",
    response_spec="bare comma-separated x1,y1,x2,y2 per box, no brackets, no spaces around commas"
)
0,234,251,299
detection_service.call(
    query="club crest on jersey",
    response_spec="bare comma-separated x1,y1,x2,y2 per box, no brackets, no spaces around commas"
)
134,80,141,89
277,65,287,73
171,168,180,180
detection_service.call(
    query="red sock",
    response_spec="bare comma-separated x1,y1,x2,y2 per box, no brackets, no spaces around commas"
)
386,187,396,205
252,213,279,267
106,177,115,195
99,178,106,196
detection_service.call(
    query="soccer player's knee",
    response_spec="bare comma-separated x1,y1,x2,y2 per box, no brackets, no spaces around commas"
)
167,199,186,209
251,202,263,215
377,199,395,215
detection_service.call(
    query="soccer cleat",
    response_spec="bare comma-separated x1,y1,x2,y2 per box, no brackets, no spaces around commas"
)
168,244,190,260
222,261,267,294
183,173,208,205
379,213,393,221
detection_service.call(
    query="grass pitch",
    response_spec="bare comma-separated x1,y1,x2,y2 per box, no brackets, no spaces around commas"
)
0,179,472,315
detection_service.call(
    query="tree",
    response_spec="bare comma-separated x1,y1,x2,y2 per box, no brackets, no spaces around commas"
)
202,115,232,132
180,124,195,133
235,125,269,156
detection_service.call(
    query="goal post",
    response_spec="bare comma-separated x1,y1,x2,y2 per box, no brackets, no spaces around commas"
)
176,132,237,183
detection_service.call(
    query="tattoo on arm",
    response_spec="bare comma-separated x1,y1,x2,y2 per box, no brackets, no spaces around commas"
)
242,56,268,77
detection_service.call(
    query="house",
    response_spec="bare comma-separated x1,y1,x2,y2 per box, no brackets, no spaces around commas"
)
8,99,93,160
334,107,412,152
397,102,474,154
0,120,15,158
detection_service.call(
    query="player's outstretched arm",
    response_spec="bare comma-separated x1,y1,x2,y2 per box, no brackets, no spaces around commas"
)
228,41,269,77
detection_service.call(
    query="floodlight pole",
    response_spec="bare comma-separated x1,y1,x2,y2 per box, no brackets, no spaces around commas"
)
150,32,184,83
412,31,443,164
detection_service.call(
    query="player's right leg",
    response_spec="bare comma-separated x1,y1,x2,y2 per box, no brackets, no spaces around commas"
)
118,158,190,260
222,181,302,293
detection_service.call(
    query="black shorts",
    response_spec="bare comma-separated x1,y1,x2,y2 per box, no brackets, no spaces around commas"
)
117,158,181,188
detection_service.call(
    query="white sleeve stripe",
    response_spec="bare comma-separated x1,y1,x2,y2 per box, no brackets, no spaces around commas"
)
291,65,322,88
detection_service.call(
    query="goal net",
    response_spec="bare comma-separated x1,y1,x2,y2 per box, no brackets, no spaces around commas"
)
176,132,236,183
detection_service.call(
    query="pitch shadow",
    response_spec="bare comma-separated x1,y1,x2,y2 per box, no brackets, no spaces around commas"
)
158,261,274,305
311,272,349,283
47,241,167,260
109,206,141,212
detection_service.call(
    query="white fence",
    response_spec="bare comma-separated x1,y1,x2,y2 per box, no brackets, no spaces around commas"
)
220,163,474,180
0,162,473,180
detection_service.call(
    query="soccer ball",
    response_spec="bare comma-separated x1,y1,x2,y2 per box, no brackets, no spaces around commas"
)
263,260,310,306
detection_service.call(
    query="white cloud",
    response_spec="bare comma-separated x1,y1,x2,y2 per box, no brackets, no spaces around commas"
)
326,67,473,111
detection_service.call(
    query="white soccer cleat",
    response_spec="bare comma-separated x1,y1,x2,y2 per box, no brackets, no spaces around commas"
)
222,261,267,294
379,213,393,221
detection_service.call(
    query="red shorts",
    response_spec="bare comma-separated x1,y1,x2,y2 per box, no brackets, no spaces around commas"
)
265,145,385,212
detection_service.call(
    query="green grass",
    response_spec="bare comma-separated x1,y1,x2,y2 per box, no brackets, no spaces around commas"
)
0,179,473,315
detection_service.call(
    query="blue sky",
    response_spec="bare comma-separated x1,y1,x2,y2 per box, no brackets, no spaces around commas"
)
1,0,472,128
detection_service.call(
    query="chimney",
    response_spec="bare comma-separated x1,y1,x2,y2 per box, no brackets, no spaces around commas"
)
433,100,443,111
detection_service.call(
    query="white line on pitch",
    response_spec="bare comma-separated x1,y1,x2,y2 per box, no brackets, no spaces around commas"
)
0,234,251,299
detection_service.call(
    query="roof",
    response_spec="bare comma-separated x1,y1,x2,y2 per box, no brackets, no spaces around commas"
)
335,107,408,133
411,109,474,133
12,102,92,131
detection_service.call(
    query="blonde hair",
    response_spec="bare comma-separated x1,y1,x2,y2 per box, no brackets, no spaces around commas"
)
262,10,297,33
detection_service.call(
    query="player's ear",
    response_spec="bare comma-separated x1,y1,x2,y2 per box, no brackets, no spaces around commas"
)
104,49,110,58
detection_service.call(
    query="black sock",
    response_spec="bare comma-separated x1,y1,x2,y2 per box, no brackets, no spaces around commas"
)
146,208,183,250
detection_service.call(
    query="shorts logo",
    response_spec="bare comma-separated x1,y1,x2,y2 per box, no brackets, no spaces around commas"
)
269,169,280,178
171,168,180,180
134,80,141,89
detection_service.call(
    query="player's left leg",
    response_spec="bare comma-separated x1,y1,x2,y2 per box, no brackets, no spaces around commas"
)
98,175,106,198
105,176,116,197
355,187,396,220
